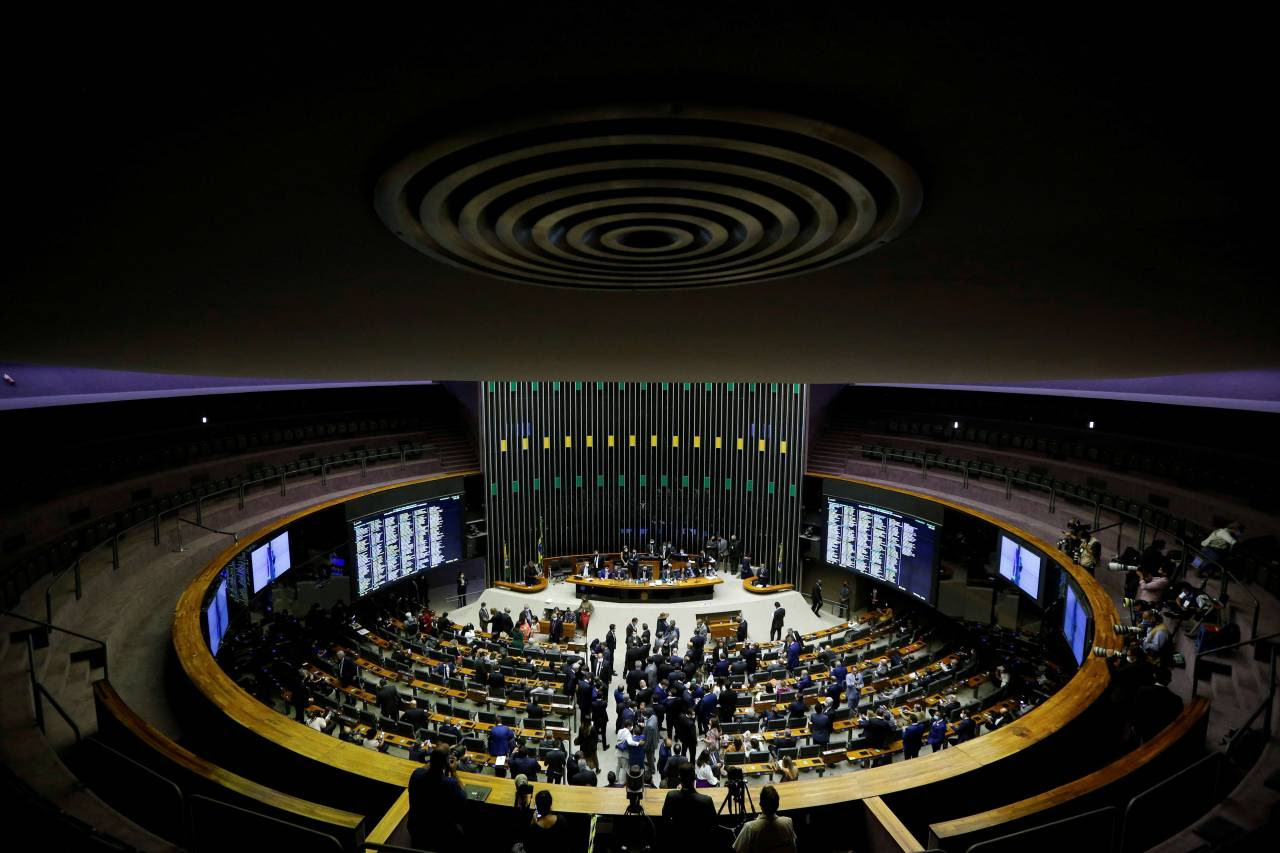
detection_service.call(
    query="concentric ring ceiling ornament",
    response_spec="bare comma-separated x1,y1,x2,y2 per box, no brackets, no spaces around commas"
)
374,106,923,290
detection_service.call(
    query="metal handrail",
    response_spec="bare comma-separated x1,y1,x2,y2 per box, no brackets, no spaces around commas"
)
1190,629,1280,663
35,681,82,743
3,609,109,681
33,444,430,622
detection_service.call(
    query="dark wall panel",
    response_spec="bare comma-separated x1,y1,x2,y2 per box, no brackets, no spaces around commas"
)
481,382,808,584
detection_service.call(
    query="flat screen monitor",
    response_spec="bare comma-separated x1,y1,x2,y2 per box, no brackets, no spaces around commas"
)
823,496,938,604
250,531,292,593
352,494,464,597
1062,581,1090,666
207,576,230,657
999,535,1043,600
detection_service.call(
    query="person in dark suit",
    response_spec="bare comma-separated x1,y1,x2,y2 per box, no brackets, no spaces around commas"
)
549,610,564,644
786,638,801,670
743,643,760,674
489,722,515,758
401,700,428,729
901,714,927,759
810,579,824,616
862,709,897,749
408,747,464,852
737,617,749,643
927,710,949,752
456,570,467,605
771,603,786,642
661,763,716,839
810,699,833,748
605,624,617,656
718,683,738,725
336,650,357,687
952,710,976,743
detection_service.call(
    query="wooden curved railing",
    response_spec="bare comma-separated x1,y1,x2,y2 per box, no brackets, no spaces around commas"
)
172,471,1122,818
743,577,795,594
92,680,367,846
926,697,1210,850
494,575,548,594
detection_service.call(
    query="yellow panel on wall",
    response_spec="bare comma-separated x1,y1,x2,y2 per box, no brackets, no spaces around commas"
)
650,435,658,447
693,435,701,448
758,439,766,452
672,435,679,448
629,434,636,447
521,437,529,450
608,435,615,448
543,436,550,450
565,435,572,448
715,436,722,449
500,439,508,452
587,435,594,448
780,440,788,454
736,437,744,450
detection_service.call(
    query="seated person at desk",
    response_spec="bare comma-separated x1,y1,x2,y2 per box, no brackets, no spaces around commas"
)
524,560,542,586
755,564,770,586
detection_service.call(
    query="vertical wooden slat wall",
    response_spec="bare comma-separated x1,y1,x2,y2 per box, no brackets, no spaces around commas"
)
481,382,808,586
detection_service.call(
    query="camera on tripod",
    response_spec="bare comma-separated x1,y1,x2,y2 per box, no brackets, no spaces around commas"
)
624,764,645,813
1113,623,1143,637
719,765,755,817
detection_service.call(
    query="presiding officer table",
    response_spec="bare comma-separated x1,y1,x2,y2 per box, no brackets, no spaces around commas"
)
572,573,723,601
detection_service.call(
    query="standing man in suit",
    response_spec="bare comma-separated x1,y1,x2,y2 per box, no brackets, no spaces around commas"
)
810,698,834,749
810,579,824,616
902,713,927,760
477,601,490,634
456,570,467,605
376,678,401,720
839,581,851,619
661,764,717,841
771,602,786,642
786,636,801,671
489,721,514,759
728,534,741,573
736,616,749,644
336,650,357,687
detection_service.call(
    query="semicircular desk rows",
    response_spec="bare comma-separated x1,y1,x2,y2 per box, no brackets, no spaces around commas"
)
147,469,1211,851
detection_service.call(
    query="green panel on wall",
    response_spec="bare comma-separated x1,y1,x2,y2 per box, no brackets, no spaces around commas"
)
531,381,539,391
618,474,626,486
639,473,648,486
746,479,754,492
682,474,690,488
768,481,776,495
490,482,498,496
575,381,583,391
553,381,561,391
511,480,519,492
486,381,495,392
788,483,797,497
660,474,669,487
595,474,604,487
596,381,604,390
682,382,691,391
727,382,735,391
509,381,518,391
533,478,540,491
640,382,648,391
724,477,732,490
554,475,562,489
575,474,583,488
662,382,669,391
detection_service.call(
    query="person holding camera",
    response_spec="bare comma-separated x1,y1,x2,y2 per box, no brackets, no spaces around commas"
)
408,746,465,852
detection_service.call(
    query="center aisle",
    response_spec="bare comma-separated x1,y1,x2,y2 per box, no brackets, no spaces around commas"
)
431,569,844,784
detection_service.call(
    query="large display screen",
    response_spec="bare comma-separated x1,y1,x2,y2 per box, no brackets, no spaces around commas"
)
998,535,1042,600
824,497,938,604
250,531,292,593
207,576,230,657
353,494,464,597
1062,581,1089,666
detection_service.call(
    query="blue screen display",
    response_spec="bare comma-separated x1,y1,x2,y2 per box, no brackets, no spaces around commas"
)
999,535,1043,600
1062,581,1089,666
207,576,229,657
250,530,292,594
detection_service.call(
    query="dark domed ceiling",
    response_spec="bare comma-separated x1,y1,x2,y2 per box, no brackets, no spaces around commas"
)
5,10,1276,384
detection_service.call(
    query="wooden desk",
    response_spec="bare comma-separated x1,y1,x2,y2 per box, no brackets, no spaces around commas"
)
495,576,547,594
743,577,795,594
572,574,723,601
